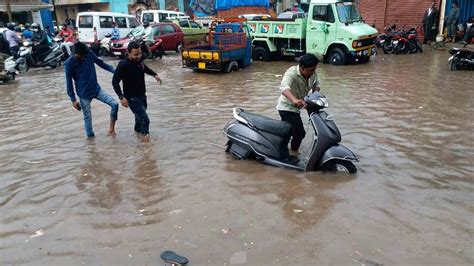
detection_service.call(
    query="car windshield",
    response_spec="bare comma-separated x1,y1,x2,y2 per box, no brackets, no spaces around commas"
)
336,2,362,23
127,25,145,37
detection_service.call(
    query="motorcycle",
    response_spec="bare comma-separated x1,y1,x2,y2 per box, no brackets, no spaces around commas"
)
448,47,474,71
382,26,422,55
17,40,64,69
391,26,423,54
223,92,358,173
52,36,70,61
99,33,112,57
132,36,164,59
0,55,17,82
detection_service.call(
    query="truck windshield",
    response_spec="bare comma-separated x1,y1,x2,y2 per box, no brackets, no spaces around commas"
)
336,2,362,23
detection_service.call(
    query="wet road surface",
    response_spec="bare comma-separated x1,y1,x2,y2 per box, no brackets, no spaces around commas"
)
1,48,473,265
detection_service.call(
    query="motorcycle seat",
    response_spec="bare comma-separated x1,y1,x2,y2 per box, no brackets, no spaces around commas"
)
239,111,292,138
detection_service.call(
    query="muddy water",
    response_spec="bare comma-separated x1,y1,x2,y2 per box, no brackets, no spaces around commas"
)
1,49,473,265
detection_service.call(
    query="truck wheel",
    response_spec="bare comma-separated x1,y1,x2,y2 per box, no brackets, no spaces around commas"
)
225,61,239,73
253,46,269,61
327,47,347,65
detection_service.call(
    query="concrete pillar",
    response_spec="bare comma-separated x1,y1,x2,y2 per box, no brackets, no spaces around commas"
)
437,0,446,39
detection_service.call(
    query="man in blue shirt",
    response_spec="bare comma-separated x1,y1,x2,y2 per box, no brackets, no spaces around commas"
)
22,23,33,39
111,22,120,40
65,42,119,138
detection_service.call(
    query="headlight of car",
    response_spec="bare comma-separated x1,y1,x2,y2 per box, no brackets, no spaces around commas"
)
124,42,129,48
212,52,219,60
182,51,188,57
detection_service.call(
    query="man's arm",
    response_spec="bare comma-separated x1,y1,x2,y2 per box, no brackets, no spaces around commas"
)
65,64,76,102
112,62,129,107
92,52,115,73
112,62,124,98
143,63,162,85
280,73,305,108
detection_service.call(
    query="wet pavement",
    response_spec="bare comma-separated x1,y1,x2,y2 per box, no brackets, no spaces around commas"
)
1,47,473,265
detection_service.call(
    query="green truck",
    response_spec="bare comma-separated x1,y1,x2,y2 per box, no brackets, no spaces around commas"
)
247,0,378,65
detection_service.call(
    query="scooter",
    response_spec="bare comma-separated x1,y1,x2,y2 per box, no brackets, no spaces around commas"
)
99,33,112,57
223,92,358,173
448,47,474,71
17,40,64,69
0,55,17,82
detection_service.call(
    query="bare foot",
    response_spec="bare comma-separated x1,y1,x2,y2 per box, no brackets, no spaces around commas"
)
107,131,116,137
142,134,151,143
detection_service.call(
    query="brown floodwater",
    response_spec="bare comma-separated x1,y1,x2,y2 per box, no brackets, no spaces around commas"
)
1,48,473,265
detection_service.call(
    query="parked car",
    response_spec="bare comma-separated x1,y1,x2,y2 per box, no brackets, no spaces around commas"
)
76,12,141,44
172,19,208,41
110,22,184,57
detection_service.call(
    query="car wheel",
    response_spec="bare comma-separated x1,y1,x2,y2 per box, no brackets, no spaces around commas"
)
176,42,183,53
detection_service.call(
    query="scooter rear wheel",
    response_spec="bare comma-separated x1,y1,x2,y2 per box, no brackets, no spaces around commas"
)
322,160,357,173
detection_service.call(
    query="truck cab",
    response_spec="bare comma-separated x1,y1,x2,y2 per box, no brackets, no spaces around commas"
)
249,0,378,65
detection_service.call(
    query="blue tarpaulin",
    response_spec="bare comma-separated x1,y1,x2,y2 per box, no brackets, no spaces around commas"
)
190,0,217,16
216,0,269,10
444,0,474,25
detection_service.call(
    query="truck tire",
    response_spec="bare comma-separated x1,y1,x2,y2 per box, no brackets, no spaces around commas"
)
225,61,239,73
253,46,270,61
327,47,347,65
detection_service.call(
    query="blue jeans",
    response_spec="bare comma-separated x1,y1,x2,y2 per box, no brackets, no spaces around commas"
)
128,97,149,135
79,88,119,137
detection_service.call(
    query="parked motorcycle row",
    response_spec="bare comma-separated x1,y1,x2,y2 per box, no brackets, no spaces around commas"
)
0,37,67,83
376,24,423,55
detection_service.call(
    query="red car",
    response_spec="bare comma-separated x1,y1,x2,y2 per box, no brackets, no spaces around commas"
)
111,22,184,57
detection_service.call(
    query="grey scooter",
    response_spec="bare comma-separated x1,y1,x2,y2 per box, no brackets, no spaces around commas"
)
223,92,358,173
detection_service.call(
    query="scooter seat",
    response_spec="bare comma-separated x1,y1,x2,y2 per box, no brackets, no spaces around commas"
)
239,111,292,138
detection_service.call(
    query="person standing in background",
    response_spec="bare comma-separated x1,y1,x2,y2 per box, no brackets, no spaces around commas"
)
445,1,460,42
422,2,438,44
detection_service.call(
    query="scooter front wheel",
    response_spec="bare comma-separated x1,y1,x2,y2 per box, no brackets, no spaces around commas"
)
322,160,357,173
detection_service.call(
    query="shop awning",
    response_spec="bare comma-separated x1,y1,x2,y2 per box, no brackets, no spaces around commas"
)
0,0,53,12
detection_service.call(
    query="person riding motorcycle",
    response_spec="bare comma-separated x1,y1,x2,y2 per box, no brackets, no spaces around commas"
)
5,22,21,58
31,23,51,63
142,22,154,55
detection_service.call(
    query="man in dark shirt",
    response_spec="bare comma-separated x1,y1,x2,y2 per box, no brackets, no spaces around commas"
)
112,41,162,142
65,42,118,138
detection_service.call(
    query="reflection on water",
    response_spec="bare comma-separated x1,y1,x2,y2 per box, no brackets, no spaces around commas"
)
0,50,473,264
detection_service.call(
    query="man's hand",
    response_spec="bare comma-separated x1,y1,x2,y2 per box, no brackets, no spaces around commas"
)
72,101,81,111
120,98,129,108
154,75,162,85
292,99,306,109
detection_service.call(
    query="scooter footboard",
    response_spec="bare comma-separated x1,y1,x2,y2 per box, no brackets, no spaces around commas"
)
318,144,358,167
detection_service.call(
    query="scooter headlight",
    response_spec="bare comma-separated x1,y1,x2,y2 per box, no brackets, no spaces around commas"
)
315,98,329,108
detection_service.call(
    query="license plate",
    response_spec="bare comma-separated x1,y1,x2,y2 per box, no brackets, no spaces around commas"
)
198,62,206,69
113,52,122,56
393,40,399,45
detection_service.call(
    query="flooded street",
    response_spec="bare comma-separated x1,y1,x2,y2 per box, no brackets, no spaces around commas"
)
1,48,473,265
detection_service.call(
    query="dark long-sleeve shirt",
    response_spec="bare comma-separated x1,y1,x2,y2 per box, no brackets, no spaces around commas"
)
65,51,115,101
112,58,157,99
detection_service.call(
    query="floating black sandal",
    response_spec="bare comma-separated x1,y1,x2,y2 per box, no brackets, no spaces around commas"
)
160,250,188,265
